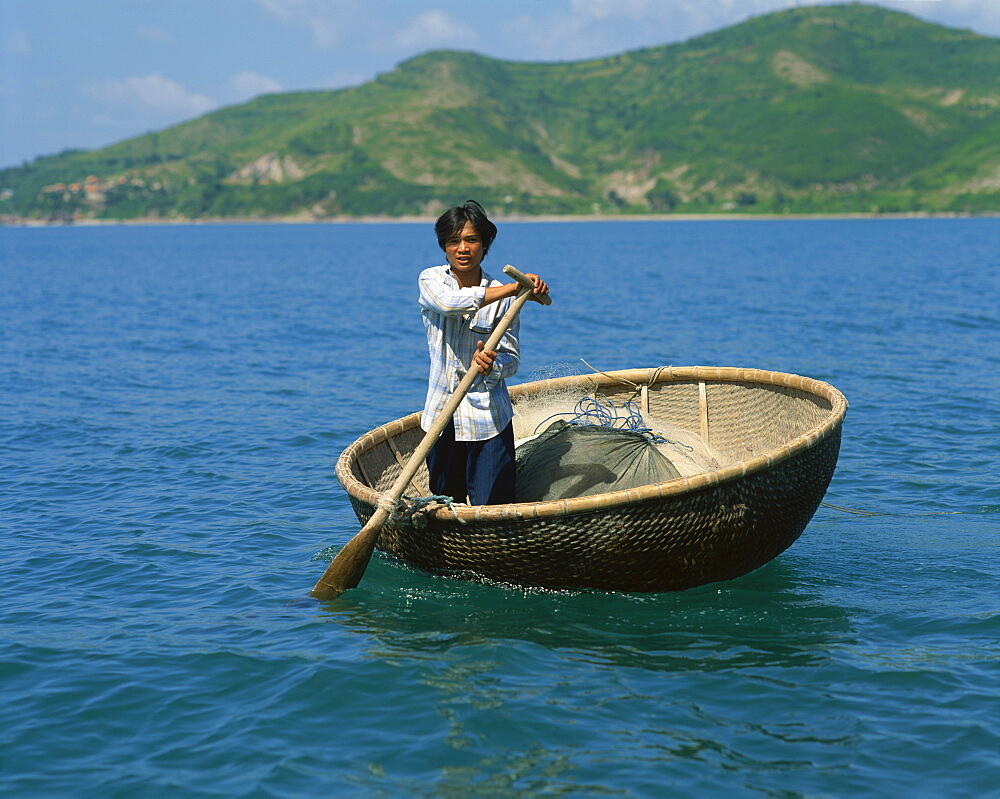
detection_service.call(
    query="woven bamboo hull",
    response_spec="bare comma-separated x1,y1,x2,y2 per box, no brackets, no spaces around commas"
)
335,366,847,592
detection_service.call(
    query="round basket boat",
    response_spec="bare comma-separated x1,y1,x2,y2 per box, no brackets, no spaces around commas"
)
335,366,848,592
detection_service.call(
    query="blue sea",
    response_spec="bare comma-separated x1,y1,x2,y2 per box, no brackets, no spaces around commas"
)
1,218,998,797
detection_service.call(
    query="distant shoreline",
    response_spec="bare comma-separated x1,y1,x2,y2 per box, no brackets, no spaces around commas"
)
3,211,997,227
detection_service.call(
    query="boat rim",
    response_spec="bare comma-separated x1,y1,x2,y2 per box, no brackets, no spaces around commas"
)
334,365,848,523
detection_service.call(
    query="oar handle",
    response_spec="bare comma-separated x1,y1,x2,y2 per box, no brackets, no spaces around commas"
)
310,269,552,599
504,265,551,305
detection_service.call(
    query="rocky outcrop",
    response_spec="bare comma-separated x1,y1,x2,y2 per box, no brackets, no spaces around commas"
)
229,153,305,184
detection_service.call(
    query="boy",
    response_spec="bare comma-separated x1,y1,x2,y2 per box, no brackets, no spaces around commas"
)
418,200,548,505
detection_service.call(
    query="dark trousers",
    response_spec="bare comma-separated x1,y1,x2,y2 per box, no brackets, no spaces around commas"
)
426,420,516,505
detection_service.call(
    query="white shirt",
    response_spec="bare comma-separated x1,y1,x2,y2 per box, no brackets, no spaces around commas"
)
418,264,519,441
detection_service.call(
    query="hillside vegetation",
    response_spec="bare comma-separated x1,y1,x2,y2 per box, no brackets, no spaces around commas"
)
3,3,999,221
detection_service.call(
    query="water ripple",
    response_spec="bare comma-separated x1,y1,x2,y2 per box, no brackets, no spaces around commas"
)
2,220,998,797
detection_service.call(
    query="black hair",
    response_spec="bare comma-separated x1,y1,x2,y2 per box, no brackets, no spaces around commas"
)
435,200,498,256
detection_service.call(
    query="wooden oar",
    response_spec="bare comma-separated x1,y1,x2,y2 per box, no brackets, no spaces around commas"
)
311,265,552,600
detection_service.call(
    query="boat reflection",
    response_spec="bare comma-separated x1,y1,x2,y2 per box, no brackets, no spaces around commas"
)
316,554,854,674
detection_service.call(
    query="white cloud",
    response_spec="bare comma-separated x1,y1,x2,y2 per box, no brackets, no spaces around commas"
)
6,31,31,56
392,9,479,50
886,0,1000,35
500,0,700,62
323,71,368,90
231,70,283,99
256,0,361,48
569,0,669,22
586,0,1000,39
497,0,1000,62
246,2,1000,82
136,25,174,44
85,74,215,117
92,112,125,128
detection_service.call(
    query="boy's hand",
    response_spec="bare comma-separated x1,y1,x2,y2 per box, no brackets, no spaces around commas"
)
473,340,497,375
524,273,549,303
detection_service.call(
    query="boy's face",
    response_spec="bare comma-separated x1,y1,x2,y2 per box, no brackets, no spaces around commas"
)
444,221,485,277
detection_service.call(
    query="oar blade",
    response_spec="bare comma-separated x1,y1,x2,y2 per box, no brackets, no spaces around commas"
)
309,515,383,600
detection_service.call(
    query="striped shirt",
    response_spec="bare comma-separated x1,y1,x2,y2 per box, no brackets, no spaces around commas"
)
418,264,519,441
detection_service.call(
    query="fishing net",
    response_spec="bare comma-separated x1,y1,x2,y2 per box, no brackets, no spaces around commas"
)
515,391,728,456
515,419,680,502
512,394,734,502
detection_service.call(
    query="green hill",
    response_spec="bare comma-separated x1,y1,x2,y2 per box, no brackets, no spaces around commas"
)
3,2,999,221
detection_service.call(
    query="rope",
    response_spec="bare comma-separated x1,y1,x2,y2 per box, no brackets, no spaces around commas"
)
579,358,643,391
579,359,673,393
820,501,882,517
646,365,671,387
821,501,974,518
532,395,692,449
386,494,467,529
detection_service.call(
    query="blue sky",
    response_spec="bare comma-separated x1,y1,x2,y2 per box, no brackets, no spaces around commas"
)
2,0,997,168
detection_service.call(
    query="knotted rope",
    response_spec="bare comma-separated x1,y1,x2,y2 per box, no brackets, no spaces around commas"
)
379,493,467,529
531,394,692,449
